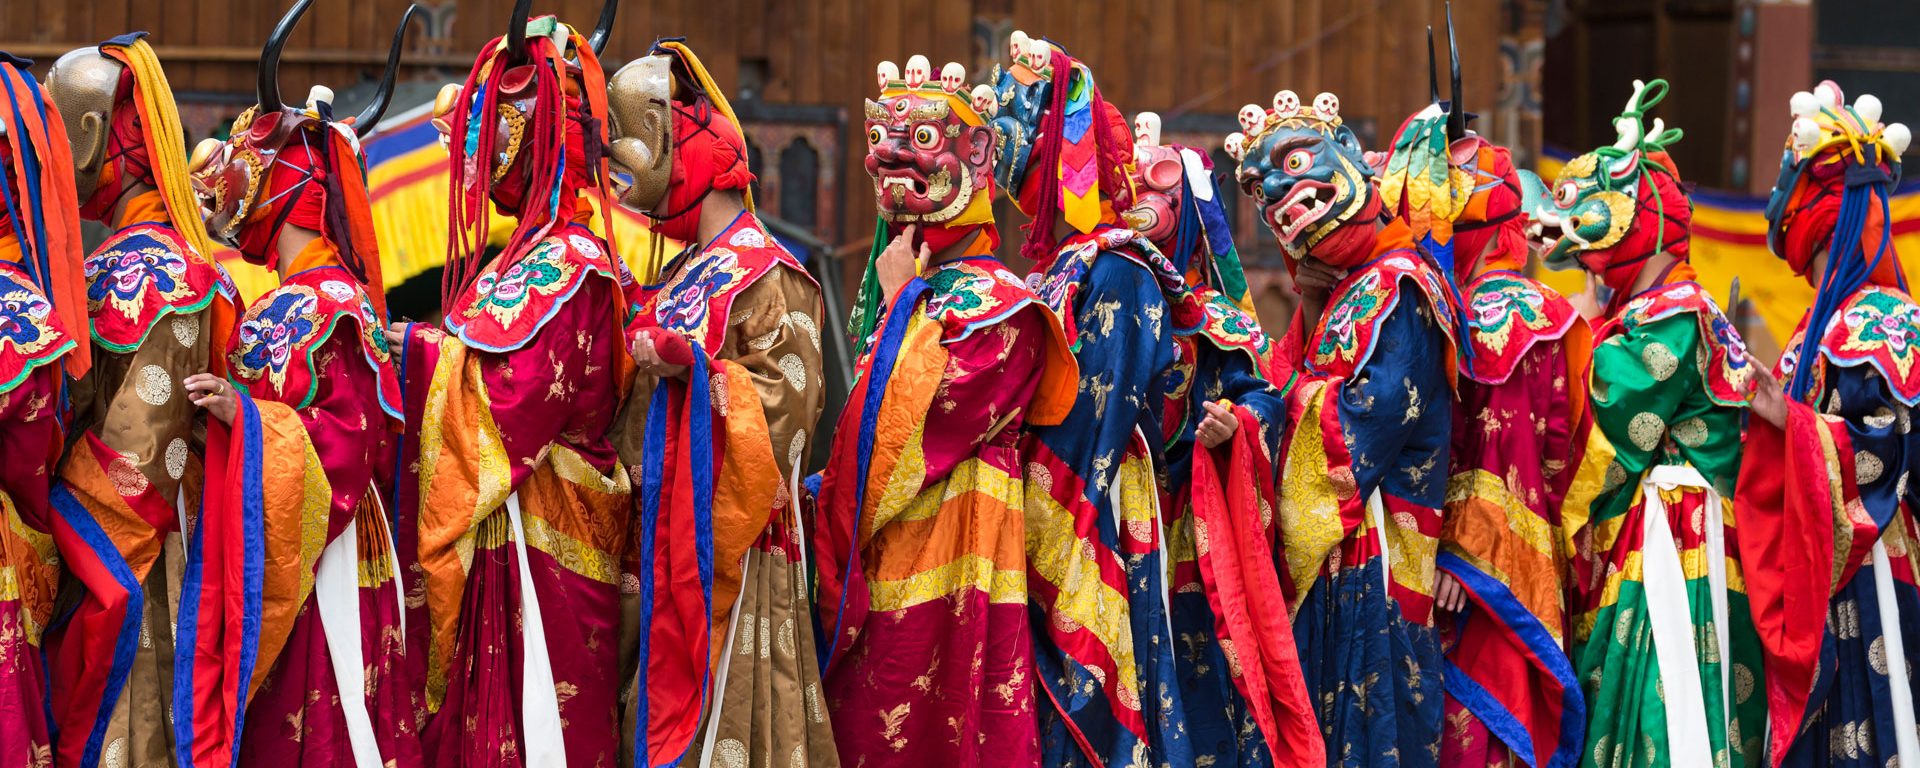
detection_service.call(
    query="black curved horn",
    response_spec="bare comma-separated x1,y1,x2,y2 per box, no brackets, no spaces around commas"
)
355,3,421,138
588,0,619,56
505,0,533,60
1426,26,1439,106
1445,1,1467,143
259,0,315,110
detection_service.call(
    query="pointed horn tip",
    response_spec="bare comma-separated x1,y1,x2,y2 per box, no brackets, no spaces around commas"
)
258,0,316,109
353,3,421,137
589,0,619,55
506,0,534,52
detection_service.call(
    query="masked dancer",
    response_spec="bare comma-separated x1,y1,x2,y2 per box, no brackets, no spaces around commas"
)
607,37,835,768
805,55,1076,767
989,29,1237,767
184,3,423,765
1373,22,1593,767
38,29,247,768
1226,82,1461,766
1542,79,1766,768
406,1,633,764
1126,111,1321,767
1737,81,1920,768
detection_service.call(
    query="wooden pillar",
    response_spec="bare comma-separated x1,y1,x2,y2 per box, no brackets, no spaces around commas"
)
1737,0,1811,194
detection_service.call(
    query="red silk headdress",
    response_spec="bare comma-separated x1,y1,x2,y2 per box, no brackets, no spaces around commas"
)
1766,81,1909,287
650,88,754,243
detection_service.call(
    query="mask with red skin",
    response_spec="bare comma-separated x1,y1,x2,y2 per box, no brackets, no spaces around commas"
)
863,89,994,226
1123,144,1185,245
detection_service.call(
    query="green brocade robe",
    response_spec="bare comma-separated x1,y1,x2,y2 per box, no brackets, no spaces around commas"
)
1564,280,1767,768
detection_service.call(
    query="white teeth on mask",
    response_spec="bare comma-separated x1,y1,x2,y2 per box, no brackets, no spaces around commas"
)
880,175,931,196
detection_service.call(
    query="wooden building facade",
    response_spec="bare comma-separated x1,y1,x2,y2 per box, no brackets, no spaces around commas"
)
4,0,1547,321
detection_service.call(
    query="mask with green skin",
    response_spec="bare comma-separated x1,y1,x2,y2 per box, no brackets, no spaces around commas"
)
1539,78,1691,294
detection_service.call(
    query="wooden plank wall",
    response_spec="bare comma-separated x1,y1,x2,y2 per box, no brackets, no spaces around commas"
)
4,0,1529,244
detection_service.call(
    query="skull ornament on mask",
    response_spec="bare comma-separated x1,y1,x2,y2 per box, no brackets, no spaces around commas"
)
1231,90,1380,269
1123,112,1185,244
864,56,996,224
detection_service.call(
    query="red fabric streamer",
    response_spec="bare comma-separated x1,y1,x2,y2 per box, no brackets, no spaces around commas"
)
1187,406,1325,767
1733,400,1876,767
1013,47,1074,267
0,63,90,376
491,92,596,219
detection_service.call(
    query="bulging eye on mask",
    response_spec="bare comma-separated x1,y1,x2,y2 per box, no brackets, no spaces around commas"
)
863,92,996,226
1233,119,1380,272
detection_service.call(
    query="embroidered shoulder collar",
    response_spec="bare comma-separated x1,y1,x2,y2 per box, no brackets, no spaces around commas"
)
230,266,400,419
1030,225,1189,342
84,222,219,352
1462,271,1581,385
1778,285,1920,406
1170,286,1276,377
921,258,1043,343
639,214,813,352
1307,250,1459,382
445,224,617,353
0,261,76,395
916,256,1079,426
1612,280,1754,406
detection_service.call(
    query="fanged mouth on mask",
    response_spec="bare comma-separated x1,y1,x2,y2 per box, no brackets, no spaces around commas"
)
863,71,994,225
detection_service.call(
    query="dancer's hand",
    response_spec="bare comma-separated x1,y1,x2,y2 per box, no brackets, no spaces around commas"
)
1294,256,1344,329
1434,572,1468,614
1569,272,1605,321
879,224,929,300
184,373,238,424
1751,368,1788,430
1196,400,1239,448
631,329,690,379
